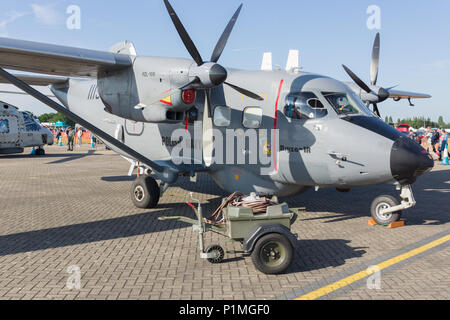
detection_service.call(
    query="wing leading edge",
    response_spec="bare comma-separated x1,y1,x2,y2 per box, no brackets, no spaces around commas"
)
0,37,132,77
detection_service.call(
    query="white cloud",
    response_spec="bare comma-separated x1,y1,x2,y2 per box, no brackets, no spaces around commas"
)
30,3,63,26
0,10,29,29
425,59,450,69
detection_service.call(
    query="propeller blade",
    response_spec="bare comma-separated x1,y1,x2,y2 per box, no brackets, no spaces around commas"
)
342,65,372,94
202,89,214,167
224,82,264,101
370,33,380,85
210,4,243,63
163,0,203,66
372,103,381,118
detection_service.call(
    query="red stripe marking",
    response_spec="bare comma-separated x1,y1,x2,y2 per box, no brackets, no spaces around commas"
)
159,100,172,106
186,202,195,210
185,113,189,132
273,79,284,172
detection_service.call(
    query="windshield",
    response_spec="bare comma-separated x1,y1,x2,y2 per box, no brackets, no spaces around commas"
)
322,91,373,117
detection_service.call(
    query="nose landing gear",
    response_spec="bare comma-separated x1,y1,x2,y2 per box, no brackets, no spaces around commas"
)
370,185,416,225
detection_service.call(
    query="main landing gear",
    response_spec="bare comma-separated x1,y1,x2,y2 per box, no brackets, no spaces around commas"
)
131,176,160,209
370,185,416,225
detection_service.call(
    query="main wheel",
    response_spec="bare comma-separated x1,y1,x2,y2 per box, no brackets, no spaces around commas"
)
370,195,402,225
206,245,225,264
251,233,293,275
36,148,45,156
131,176,160,209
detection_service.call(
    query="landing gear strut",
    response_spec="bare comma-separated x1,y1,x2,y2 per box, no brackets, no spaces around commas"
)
131,176,160,209
370,185,416,225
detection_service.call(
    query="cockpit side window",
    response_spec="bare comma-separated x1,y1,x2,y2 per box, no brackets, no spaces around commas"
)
284,92,328,120
22,112,40,131
322,92,364,116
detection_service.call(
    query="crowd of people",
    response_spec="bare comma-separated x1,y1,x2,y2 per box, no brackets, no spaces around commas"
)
415,127,449,161
53,127,98,151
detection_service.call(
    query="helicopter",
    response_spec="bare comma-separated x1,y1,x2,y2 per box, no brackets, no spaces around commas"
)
0,100,54,155
0,1,433,225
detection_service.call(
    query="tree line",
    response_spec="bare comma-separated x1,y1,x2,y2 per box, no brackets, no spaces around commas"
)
384,116,449,129
37,113,75,127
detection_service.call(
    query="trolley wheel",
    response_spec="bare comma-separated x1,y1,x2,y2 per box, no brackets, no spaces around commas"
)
131,176,160,209
251,233,293,275
206,245,225,264
370,195,402,225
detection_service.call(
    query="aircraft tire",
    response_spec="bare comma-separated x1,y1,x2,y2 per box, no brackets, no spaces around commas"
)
370,195,402,225
36,148,45,156
251,233,293,275
131,176,160,209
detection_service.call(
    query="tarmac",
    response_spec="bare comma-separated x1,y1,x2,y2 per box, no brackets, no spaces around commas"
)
0,144,448,300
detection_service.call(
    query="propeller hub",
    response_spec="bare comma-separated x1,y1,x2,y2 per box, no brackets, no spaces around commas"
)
209,64,228,86
378,87,390,102
190,62,227,88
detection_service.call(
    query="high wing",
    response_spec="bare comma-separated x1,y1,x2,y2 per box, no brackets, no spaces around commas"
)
0,37,132,77
387,89,431,100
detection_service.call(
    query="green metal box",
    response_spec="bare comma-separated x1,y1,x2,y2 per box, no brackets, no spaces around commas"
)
223,203,292,240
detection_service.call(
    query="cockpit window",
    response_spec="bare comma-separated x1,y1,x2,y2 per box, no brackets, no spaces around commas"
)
284,92,328,120
322,92,373,117
22,112,40,131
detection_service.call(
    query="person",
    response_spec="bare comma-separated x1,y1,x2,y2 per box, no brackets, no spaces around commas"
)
77,128,83,147
440,130,449,158
55,129,62,144
67,127,75,151
431,129,441,160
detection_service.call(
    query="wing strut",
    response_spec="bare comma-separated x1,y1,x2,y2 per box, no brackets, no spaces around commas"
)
0,67,168,175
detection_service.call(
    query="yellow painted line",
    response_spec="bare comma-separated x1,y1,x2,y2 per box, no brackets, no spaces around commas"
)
296,234,450,300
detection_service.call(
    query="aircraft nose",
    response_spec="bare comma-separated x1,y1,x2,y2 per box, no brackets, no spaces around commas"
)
390,136,434,184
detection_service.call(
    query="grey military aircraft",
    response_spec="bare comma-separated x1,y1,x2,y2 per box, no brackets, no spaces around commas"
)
0,1,433,225
0,99,54,155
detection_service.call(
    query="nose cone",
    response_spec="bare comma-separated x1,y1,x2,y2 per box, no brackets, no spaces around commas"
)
209,64,228,86
390,136,434,184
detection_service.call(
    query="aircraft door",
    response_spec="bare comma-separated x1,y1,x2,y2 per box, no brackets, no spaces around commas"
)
277,91,328,185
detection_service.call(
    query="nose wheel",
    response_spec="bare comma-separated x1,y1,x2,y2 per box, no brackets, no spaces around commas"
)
370,185,416,225
131,176,160,209
371,195,402,225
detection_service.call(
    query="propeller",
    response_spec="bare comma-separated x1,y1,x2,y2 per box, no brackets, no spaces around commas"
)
342,33,390,118
163,0,263,166
163,0,262,101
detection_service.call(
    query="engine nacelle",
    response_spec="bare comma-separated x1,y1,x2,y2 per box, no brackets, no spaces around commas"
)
97,56,197,123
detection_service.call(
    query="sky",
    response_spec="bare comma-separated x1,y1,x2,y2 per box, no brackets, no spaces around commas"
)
0,0,449,122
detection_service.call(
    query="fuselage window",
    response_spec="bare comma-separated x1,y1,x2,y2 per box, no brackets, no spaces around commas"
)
284,92,328,120
243,107,263,129
0,119,9,133
214,106,231,127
